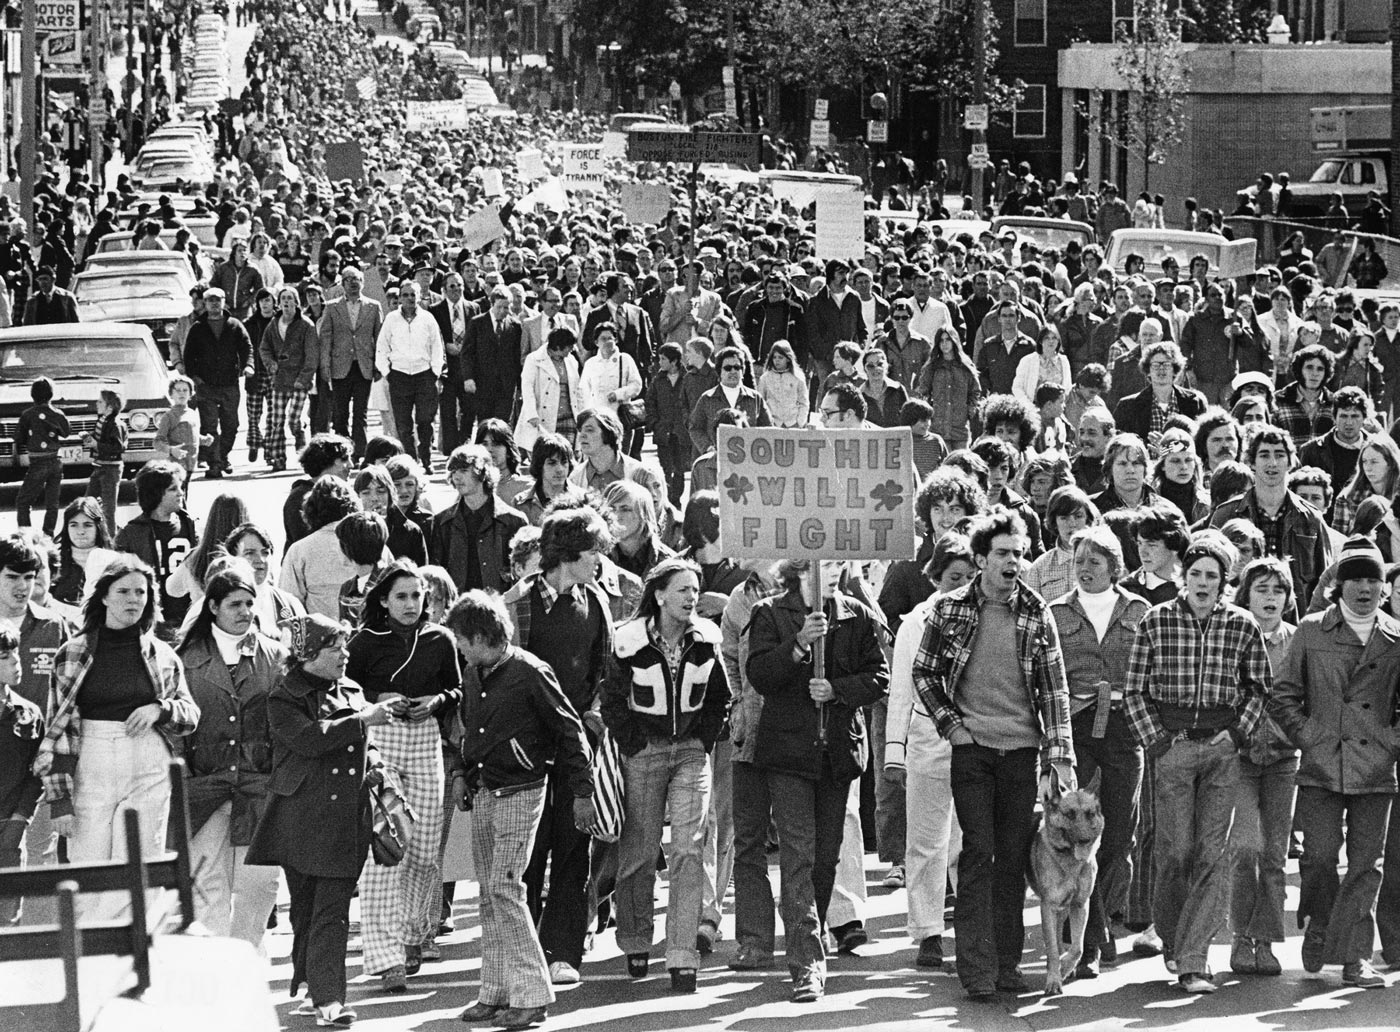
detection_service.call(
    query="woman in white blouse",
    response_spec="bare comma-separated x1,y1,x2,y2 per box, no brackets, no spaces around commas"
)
516,326,585,449
1013,326,1071,404
580,321,642,417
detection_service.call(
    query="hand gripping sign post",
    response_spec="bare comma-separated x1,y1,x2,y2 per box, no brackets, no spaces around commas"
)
718,425,916,742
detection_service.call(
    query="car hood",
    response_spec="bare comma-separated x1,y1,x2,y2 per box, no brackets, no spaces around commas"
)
0,381,111,410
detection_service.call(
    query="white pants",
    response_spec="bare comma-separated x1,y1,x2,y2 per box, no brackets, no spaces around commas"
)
904,715,962,939
70,720,172,919
189,801,282,955
827,780,866,929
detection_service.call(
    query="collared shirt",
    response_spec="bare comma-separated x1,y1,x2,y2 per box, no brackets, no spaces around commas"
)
376,308,445,378
1122,594,1271,749
1149,389,1177,436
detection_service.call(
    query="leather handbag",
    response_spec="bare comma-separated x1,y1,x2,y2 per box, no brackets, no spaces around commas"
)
369,779,416,866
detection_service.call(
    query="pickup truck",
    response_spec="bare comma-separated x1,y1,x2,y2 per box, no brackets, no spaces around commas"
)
1249,106,1389,219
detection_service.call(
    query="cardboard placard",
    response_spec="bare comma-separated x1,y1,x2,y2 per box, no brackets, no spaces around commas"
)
516,148,546,181
717,427,917,560
619,183,673,225
482,168,505,196
521,177,569,213
601,131,628,159
407,99,469,132
562,143,605,193
323,141,366,184
462,203,505,250
815,187,866,261
810,119,830,150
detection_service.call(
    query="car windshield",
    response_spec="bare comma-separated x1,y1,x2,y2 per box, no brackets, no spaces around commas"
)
1125,238,1222,272
1006,224,1091,250
74,273,185,304
1309,160,1345,184
0,335,165,397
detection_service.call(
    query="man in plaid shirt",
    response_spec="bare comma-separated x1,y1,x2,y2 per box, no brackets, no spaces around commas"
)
1123,532,1272,995
912,509,1075,1001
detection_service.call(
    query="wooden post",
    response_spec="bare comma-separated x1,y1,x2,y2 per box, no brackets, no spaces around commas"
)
809,562,827,746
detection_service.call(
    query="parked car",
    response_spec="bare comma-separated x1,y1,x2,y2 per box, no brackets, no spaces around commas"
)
71,268,191,361
991,216,1096,254
1104,229,1258,280
78,251,198,294
0,323,170,478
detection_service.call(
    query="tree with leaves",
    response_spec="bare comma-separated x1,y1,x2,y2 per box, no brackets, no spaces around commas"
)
1099,0,1189,192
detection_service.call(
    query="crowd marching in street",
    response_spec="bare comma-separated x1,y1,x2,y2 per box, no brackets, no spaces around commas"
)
6,1,1400,1030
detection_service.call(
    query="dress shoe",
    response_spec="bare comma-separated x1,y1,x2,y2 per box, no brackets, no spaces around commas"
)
916,934,944,970
458,1002,505,1023
833,921,868,953
378,965,407,993
626,953,649,978
696,921,718,955
729,945,774,970
882,865,905,888
248,446,260,462
1132,924,1163,956
420,939,441,962
494,1005,547,1030
404,944,422,975
997,968,1028,992
1302,920,1326,973
670,967,697,993
1074,945,1100,980
1254,941,1282,976
1230,935,1257,974
1178,973,1216,994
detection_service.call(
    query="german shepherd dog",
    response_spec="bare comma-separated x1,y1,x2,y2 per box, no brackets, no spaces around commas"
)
1026,787,1105,995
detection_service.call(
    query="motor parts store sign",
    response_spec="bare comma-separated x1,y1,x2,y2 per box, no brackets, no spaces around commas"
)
37,0,81,31
717,427,917,560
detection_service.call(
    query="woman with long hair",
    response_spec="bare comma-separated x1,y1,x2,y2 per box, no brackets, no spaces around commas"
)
167,492,252,610
245,614,397,1027
346,559,462,992
1150,429,1211,524
260,286,319,470
355,465,427,566
1330,432,1400,534
244,289,278,465
1014,326,1071,403
477,418,533,504
224,522,307,639
50,497,110,613
604,479,675,579
602,557,729,993
515,434,574,527
757,340,807,428
33,556,199,884
917,327,981,449
178,563,284,954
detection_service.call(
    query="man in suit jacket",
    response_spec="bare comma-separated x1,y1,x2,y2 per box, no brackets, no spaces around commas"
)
318,266,383,459
581,273,654,371
430,271,480,454
462,287,524,424
21,266,79,325
520,287,580,359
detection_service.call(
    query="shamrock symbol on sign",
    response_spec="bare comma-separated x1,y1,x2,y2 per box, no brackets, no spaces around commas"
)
723,473,754,504
870,480,905,512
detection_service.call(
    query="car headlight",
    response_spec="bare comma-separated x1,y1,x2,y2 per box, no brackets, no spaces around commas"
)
127,410,155,432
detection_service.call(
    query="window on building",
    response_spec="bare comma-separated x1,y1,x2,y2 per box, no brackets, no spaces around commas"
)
1113,0,1137,37
1014,0,1046,46
1014,84,1046,138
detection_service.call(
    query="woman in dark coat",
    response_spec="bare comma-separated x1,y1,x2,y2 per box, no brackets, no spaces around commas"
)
246,613,398,1027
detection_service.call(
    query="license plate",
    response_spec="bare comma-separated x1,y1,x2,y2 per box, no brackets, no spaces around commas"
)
59,446,84,462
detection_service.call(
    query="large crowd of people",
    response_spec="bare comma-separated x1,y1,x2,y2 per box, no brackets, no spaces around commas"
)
4,1,1400,1030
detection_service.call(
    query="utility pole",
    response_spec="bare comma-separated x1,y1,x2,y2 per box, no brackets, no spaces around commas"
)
142,0,153,134
90,0,105,186
1391,0,1400,235
969,0,986,217
20,0,37,230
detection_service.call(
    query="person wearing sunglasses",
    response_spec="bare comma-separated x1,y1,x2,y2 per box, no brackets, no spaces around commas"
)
686,345,772,456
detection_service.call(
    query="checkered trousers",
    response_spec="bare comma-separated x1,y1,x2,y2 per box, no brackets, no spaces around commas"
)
359,717,445,975
472,781,553,1009
266,388,308,466
246,388,269,450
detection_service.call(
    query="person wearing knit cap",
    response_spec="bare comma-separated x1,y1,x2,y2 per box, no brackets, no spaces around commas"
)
1123,529,1272,994
1304,498,1393,614
1268,533,1400,990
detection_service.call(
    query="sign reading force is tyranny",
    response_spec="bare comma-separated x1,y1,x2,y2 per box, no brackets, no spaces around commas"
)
717,427,917,560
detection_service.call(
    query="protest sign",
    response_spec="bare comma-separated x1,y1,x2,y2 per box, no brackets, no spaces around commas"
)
407,99,469,132
619,183,673,225
482,168,505,196
521,177,569,213
809,119,830,150
462,204,505,250
380,168,404,187
562,144,605,192
716,426,917,561
323,142,366,184
601,131,628,159
516,148,546,181
815,187,866,261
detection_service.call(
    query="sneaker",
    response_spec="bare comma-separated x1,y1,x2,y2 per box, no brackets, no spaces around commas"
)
792,974,824,1002
439,920,455,937
729,944,774,970
1254,941,1282,976
316,1002,357,1026
1179,973,1216,994
1230,935,1257,974
1302,920,1326,973
379,965,407,993
420,939,442,962
291,995,317,1016
696,921,718,955
834,921,868,953
882,865,905,888
1133,924,1163,957
916,934,944,970
1074,945,1100,980
549,961,580,985
670,967,697,993
404,944,422,975
1342,960,1385,988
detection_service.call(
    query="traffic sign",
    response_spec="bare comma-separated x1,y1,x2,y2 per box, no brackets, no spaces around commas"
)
810,119,830,149
814,99,829,120
964,104,989,130
627,128,762,165
968,152,991,169
36,0,81,31
867,119,888,144
970,142,989,158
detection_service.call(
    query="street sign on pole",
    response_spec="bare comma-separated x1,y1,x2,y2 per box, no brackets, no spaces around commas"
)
964,104,989,131
968,152,991,169
867,119,888,144
814,98,829,120
970,142,989,158
626,128,763,165
809,119,830,149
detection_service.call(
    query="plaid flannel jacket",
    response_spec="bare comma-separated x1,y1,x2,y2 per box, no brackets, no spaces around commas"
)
1122,594,1271,750
32,632,200,817
910,578,1075,767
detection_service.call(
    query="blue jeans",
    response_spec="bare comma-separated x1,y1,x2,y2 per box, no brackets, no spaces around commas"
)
615,738,711,970
16,455,62,535
730,759,775,954
387,369,439,467
1152,737,1239,975
1378,764,1400,965
1231,753,1299,943
85,461,122,536
1296,786,1392,965
950,743,1039,991
1072,707,1143,948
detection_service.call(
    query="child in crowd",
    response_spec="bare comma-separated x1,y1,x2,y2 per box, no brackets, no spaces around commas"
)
154,375,213,481
419,565,458,625
1220,517,1265,595
820,341,865,399
83,389,128,536
690,408,746,494
386,455,434,540
901,399,949,480
14,376,70,536
509,526,543,581
1033,382,1075,454
336,510,390,625
647,343,691,508
1025,485,1095,603
679,337,718,418
364,434,404,467
758,340,807,427
0,629,42,925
